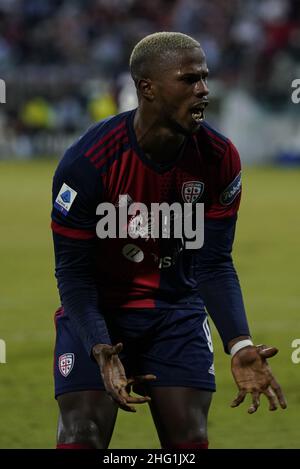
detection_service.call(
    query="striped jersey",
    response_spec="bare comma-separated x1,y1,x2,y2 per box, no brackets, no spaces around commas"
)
52,109,242,311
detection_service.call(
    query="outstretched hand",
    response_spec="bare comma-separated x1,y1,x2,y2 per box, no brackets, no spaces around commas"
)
231,344,287,414
93,343,156,412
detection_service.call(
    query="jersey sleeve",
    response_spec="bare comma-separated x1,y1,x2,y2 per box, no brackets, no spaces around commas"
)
52,147,101,236
205,140,242,219
196,216,250,353
51,148,112,356
197,141,250,352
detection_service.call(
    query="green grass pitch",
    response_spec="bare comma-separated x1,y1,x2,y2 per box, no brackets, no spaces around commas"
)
0,160,299,448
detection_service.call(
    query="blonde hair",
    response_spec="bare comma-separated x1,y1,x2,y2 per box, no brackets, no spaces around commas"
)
129,32,200,83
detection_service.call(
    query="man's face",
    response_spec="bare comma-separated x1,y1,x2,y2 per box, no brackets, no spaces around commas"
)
152,47,210,135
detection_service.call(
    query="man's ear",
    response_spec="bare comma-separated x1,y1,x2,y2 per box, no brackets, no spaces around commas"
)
137,78,155,101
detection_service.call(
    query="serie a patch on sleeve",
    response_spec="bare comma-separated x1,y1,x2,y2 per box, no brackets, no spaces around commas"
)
219,171,242,206
54,183,78,216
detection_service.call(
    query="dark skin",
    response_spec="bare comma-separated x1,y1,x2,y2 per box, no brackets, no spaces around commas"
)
133,47,210,164
57,47,286,449
230,342,287,413
92,343,155,412
90,340,287,416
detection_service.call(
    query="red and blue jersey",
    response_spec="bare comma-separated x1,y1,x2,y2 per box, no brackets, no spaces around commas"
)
51,110,249,355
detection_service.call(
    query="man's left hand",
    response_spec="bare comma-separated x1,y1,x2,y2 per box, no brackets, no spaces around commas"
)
231,344,287,413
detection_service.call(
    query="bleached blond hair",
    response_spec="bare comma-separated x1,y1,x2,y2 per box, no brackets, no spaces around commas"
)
129,32,201,83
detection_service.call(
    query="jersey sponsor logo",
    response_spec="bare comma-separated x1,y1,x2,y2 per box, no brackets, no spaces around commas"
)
122,244,144,263
182,181,204,203
150,239,184,269
58,353,75,377
219,171,241,206
54,183,77,216
150,253,173,269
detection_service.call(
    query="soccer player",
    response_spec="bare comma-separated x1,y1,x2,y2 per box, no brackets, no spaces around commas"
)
51,32,287,450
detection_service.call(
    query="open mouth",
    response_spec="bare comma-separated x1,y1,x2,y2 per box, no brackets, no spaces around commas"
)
191,110,204,122
191,102,208,123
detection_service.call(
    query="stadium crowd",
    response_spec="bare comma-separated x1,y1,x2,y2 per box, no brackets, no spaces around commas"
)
0,0,299,156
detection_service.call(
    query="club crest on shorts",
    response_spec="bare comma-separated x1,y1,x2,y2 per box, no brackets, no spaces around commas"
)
58,353,75,377
182,181,204,203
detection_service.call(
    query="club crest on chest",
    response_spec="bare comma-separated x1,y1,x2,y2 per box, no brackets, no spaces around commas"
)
182,181,205,204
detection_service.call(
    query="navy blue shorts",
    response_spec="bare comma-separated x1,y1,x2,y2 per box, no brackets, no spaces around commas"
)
54,307,216,398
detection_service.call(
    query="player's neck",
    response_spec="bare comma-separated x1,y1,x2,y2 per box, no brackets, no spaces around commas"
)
133,108,185,164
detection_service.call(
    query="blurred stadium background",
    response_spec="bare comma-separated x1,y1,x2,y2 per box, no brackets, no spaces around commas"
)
0,0,300,448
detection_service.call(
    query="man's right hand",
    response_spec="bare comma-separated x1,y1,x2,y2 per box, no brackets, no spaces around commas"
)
92,343,156,412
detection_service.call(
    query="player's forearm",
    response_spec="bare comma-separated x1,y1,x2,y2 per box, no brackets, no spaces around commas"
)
228,335,252,351
57,276,112,354
199,266,250,353
53,232,111,356
196,216,251,353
